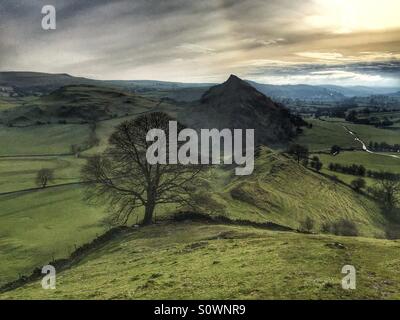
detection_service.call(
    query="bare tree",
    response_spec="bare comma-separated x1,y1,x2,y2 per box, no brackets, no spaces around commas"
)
82,112,204,226
36,168,54,188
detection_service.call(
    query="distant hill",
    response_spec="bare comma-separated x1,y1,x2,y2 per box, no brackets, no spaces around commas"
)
320,85,400,97
389,91,400,97
181,75,304,145
248,81,345,101
106,79,213,91
0,85,157,126
0,72,99,96
2,71,398,102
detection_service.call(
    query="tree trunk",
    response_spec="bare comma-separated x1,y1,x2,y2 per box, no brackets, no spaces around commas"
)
143,202,155,225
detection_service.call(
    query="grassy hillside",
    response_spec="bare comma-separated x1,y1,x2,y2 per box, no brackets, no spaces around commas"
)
0,147,388,289
2,222,400,299
1,85,158,126
0,72,99,95
0,78,398,300
0,185,107,286
204,148,387,237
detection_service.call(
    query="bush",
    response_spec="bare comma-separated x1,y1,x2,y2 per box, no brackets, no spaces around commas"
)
321,219,358,236
300,217,314,232
310,156,323,172
331,145,341,155
330,175,339,183
190,192,227,217
350,178,366,192
321,222,332,233
332,219,358,236
301,159,309,167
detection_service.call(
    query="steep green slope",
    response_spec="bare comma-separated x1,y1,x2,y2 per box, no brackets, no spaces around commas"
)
204,148,386,237
2,222,400,299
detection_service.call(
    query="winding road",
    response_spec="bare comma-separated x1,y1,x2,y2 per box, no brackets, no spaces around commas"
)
342,125,400,160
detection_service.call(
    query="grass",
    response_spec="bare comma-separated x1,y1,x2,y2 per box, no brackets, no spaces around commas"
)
0,185,107,286
203,148,387,238
315,151,400,174
0,104,398,299
314,151,400,188
296,119,358,151
0,96,36,111
0,124,91,155
357,111,400,128
296,118,400,152
2,222,400,299
0,156,85,193
346,122,400,146
0,147,389,291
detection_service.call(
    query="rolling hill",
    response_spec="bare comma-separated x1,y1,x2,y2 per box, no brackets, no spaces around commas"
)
200,147,387,237
248,81,345,101
0,72,99,96
2,71,398,102
0,71,399,300
2,222,400,299
0,85,159,126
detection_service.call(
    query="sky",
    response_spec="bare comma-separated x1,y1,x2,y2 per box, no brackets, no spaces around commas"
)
1,0,400,86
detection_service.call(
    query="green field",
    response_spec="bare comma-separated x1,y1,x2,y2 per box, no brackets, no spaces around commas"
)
0,93,399,299
0,147,390,290
0,124,91,155
2,222,400,300
316,151,400,174
0,185,107,286
0,156,85,193
0,96,37,111
314,150,400,187
357,111,400,128
297,118,400,152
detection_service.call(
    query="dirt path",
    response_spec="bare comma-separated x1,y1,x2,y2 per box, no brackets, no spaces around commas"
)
342,125,400,160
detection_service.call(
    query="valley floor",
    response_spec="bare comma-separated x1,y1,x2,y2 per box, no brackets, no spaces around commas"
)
2,222,400,300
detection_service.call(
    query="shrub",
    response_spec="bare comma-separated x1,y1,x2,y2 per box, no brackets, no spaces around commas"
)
191,192,227,217
330,175,339,183
301,159,309,167
351,178,366,192
310,156,323,172
300,217,314,232
332,219,358,236
320,219,358,236
321,222,332,233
